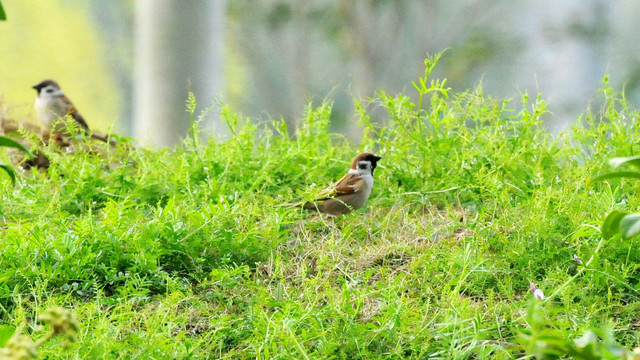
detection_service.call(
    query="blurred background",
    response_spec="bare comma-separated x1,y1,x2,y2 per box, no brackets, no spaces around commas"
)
1,0,640,146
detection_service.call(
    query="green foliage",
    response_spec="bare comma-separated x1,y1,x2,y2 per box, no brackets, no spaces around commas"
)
0,136,31,156
592,155,640,183
0,1,5,21
593,155,640,240
3,61,640,358
0,326,13,347
602,210,629,240
0,135,32,185
0,307,78,359
519,302,639,359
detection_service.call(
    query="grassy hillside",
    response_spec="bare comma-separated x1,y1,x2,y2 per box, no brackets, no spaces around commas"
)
1,63,640,358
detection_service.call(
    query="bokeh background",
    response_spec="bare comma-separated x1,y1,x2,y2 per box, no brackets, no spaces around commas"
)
1,0,640,145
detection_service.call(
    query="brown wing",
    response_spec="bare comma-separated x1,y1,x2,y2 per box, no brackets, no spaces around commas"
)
316,173,365,200
62,95,90,132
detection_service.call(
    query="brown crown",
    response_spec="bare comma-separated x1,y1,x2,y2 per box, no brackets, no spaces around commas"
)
32,79,61,92
350,152,382,170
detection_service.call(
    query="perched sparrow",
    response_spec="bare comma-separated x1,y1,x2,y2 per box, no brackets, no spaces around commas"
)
282,152,382,216
33,79,110,142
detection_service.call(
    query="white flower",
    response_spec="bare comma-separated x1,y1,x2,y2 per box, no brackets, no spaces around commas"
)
530,282,545,300
573,254,582,264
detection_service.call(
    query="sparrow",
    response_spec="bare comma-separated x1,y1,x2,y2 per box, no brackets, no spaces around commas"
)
32,79,110,143
282,152,382,216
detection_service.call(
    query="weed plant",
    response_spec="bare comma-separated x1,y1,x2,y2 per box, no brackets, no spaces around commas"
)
1,58,640,358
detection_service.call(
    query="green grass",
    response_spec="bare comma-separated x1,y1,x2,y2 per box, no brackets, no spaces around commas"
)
2,60,640,358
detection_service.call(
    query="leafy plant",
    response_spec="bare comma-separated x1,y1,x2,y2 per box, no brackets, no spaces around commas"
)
519,302,640,359
592,155,640,239
0,135,33,184
0,308,78,359
0,1,5,21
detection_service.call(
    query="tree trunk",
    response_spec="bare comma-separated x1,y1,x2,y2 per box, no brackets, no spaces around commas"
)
134,0,226,147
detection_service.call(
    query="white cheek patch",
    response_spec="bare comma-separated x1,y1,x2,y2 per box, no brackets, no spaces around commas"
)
349,167,373,178
43,86,64,97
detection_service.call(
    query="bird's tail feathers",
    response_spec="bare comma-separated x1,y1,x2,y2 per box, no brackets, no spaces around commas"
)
91,133,117,146
302,202,320,211
277,201,304,208
278,201,322,210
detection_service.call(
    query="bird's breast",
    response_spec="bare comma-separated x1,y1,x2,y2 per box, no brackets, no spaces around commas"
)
359,175,374,200
35,97,65,128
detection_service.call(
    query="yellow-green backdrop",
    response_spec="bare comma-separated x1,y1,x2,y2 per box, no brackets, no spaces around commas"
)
0,0,119,131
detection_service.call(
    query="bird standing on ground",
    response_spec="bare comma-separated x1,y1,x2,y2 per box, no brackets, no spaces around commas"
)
32,79,110,143
282,152,382,216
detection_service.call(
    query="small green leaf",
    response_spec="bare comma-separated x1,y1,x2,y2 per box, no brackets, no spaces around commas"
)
0,325,14,347
0,1,6,21
620,213,640,239
590,171,640,183
0,163,15,185
0,136,33,157
601,210,627,240
609,155,640,169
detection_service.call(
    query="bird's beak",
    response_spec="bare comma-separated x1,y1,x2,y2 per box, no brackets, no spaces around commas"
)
374,155,382,161
32,84,39,91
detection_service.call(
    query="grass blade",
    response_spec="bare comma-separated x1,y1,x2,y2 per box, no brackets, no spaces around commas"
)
590,171,640,183
0,163,16,185
609,155,640,169
0,135,33,157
